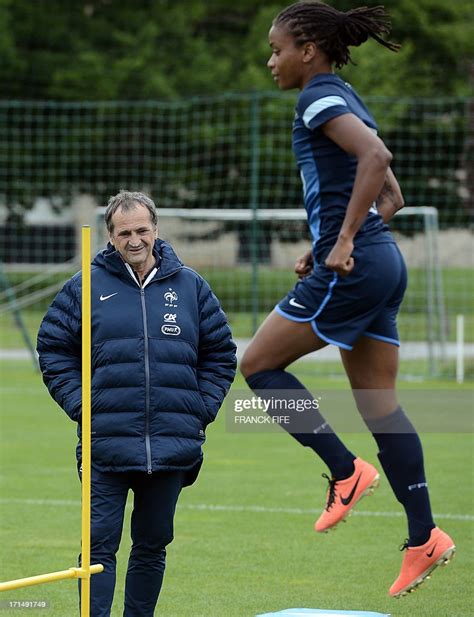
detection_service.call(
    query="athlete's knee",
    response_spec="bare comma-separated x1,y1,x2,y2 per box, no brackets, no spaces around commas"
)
241,353,279,378
240,354,253,379
240,347,266,378
353,388,398,418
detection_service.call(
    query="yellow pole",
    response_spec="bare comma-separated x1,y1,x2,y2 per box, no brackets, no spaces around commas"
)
0,225,103,602
81,226,92,617
0,566,104,593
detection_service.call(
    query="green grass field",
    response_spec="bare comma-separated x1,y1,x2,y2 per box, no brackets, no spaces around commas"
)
1,361,473,616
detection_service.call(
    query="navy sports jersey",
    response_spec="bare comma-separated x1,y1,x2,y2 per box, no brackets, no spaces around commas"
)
293,73,394,261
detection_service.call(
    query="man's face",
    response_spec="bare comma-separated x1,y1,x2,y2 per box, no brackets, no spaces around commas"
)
108,204,158,274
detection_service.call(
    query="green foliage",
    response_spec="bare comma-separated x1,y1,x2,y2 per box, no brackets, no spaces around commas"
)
0,2,471,224
339,40,416,98
385,0,474,96
0,0,22,82
0,0,472,100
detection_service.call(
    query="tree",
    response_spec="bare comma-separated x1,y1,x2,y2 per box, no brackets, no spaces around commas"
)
0,0,471,229
1,0,472,100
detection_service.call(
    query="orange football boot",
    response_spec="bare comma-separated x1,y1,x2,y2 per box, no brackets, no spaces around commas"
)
390,527,456,597
314,457,380,533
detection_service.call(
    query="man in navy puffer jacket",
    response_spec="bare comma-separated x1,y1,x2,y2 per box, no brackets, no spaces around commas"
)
37,190,237,616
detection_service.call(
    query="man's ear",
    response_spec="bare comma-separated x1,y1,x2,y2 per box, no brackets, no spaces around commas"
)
108,231,114,246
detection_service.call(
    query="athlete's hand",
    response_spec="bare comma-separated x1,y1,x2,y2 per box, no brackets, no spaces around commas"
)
295,250,313,279
324,238,354,276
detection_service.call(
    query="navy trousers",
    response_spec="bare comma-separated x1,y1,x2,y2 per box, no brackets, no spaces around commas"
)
79,466,187,617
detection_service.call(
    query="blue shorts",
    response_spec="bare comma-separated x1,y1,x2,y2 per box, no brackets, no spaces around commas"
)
276,242,407,350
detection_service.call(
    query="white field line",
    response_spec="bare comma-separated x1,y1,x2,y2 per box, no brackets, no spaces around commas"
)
0,497,472,522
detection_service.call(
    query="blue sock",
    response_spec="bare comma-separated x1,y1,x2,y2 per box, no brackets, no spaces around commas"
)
364,407,435,546
245,369,355,479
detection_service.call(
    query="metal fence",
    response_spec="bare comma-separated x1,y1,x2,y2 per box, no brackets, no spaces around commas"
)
0,94,472,379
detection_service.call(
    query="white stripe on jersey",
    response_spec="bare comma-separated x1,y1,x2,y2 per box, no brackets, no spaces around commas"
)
302,95,347,128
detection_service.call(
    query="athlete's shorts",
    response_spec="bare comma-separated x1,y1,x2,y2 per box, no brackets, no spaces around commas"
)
276,242,407,350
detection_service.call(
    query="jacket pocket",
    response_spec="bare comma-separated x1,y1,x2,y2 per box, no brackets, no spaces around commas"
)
196,392,211,426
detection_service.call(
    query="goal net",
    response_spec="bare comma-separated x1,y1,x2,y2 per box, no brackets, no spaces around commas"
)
0,95,471,379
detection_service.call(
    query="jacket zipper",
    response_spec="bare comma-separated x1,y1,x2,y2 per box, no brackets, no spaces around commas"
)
140,288,153,474
136,266,182,474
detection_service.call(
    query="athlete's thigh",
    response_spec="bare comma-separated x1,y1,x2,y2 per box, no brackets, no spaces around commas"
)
339,335,399,419
240,310,327,376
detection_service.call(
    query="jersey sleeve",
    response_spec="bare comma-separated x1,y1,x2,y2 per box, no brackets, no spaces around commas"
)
297,87,350,131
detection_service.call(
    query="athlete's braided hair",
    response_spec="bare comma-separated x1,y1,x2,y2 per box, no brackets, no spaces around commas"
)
273,1,400,68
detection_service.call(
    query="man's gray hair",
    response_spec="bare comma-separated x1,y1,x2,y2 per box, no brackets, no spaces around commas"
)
105,190,158,233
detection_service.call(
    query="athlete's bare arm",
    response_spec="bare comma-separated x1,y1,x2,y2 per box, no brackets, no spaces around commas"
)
377,167,404,223
320,113,392,276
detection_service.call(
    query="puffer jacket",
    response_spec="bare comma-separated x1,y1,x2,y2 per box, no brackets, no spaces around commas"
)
37,239,237,478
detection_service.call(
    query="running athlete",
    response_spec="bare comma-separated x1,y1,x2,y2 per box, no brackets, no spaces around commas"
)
240,0,455,598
